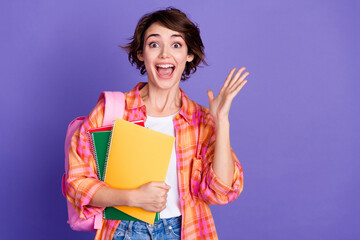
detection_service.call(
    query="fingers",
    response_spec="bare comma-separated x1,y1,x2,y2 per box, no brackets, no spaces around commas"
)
137,182,170,212
152,182,169,211
232,79,247,96
223,68,237,89
162,182,171,190
222,67,248,93
151,181,171,190
155,198,167,212
207,90,214,101
157,183,169,212
228,67,248,89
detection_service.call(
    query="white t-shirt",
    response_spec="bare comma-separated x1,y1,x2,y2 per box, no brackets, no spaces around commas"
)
145,113,181,219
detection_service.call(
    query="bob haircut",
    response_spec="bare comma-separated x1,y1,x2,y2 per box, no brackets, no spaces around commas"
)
121,7,207,81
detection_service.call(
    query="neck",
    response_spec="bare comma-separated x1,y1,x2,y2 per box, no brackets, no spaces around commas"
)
140,83,182,117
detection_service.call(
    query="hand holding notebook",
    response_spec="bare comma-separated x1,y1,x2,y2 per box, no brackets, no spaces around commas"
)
133,181,171,212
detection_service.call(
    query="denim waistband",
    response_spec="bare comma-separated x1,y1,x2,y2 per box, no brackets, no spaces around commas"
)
118,216,182,231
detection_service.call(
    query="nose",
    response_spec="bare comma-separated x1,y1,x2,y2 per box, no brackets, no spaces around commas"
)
159,45,170,59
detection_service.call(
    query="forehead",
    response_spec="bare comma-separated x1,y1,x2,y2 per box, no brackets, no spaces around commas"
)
144,22,184,39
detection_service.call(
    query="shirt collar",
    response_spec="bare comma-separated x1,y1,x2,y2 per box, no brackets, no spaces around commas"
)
125,82,146,110
125,82,195,125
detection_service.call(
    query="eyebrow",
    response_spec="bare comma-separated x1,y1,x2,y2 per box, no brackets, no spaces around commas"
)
145,34,184,41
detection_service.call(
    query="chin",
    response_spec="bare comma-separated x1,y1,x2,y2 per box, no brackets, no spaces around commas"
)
154,78,179,90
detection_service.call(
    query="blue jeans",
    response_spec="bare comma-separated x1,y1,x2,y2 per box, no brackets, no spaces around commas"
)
113,216,181,240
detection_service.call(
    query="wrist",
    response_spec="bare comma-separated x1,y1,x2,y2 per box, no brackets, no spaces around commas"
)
215,118,230,129
126,189,138,208
112,188,137,207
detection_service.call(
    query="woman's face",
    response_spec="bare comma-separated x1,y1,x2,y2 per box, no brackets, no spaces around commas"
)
137,22,194,91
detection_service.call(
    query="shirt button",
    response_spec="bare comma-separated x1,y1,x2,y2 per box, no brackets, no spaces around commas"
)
180,170,184,174
182,196,186,200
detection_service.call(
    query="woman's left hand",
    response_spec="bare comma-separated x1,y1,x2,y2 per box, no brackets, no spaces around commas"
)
207,67,249,124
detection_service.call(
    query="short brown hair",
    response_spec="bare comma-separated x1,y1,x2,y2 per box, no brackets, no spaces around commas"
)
121,7,207,81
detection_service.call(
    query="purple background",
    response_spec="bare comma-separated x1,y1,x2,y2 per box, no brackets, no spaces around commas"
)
1,0,359,239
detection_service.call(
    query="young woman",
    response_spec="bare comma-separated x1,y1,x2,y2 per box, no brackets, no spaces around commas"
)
67,7,249,240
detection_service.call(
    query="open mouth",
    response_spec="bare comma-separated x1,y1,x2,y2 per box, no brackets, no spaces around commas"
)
156,64,175,78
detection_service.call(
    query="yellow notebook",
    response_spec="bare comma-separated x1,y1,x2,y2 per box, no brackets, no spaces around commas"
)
104,118,175,224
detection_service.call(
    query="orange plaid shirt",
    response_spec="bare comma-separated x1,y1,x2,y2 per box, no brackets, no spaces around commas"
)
66,82,244,239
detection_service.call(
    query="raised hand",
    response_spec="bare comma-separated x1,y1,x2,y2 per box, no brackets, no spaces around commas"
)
207,67,249,124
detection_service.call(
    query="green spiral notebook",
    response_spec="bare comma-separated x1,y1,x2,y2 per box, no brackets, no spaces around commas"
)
87,125,160,221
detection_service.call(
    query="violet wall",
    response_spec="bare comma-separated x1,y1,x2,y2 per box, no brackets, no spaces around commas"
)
1,0,359,239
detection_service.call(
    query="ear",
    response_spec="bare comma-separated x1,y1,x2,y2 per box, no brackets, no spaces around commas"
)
187,54,194,62
137,50,144,61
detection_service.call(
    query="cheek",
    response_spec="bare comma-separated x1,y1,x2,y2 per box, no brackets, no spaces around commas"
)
142,55,155,70
173,50,186,60
175,54,189,70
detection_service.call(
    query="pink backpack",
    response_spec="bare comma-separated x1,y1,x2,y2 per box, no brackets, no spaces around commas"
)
61,92,125,232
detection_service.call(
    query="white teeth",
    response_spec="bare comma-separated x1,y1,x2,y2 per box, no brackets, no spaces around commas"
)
156,64,174,68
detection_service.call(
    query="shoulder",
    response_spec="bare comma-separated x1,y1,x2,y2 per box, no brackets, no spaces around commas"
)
182,95,216,146
183,93,215,128
79,98,105,131
90,98,105,119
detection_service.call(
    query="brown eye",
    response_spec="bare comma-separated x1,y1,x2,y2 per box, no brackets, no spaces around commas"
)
149,42,159,48
172,43,182,48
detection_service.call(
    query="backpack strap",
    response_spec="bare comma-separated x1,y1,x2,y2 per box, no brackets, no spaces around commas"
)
98,91,125,126
93,91,125,230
